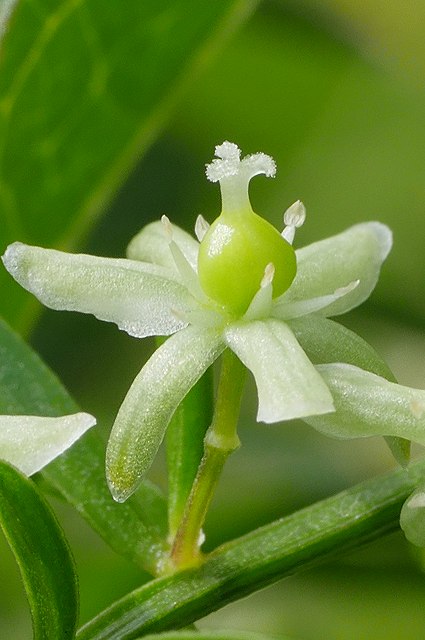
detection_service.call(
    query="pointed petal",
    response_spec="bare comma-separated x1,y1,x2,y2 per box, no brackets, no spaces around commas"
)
126,220,199,272
106,326,225,502
281,222,392,316
0,413,95,476
400,486,425,547
306,363,425,444
289,314,410,465
274,281,359,320
2,243,192,338
224,319,334,423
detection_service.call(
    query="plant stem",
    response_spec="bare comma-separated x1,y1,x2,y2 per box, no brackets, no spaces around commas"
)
170,349,246,569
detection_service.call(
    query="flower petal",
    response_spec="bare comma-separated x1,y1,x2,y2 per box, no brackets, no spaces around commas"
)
274,281,359,321
2,243,192,338
224,319,334,423
0,413,95,476
289,315,410,466
306,363,425,444
281,222,392,316
106,325,225,502
126,220,199,272
400,487,425,547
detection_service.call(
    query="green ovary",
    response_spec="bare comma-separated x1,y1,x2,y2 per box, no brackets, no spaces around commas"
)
198,209,296,315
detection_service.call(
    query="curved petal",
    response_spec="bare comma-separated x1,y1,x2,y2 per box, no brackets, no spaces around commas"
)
280,222,392,317
2,243,193,338
127,220,200,273
224,319,334,423
106,326,225,502
0,413,95,476
306,363,425,444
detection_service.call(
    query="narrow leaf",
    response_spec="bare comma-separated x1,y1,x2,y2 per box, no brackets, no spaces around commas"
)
0,460,78,640
77,458,425,639
140,631,289,640
0,317,167,573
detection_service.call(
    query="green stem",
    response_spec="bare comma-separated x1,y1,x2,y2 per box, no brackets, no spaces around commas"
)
170,349,246,569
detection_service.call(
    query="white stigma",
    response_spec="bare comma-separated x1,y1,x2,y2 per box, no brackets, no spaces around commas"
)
205,140,276,183
195,214,210,242
281,201,306,244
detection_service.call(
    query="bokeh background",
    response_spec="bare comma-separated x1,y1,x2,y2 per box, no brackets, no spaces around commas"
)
1,1,425,638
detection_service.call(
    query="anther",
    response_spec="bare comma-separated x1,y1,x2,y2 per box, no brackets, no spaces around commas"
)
195,215,210,242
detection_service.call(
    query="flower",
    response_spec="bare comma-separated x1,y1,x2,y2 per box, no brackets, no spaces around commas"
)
3,141,425,503
0,412,95,475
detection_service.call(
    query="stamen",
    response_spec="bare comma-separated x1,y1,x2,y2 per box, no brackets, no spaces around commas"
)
195,214,210,242
161,214,173,241
281,201,306,244
261,262,275,288
244,262,275,320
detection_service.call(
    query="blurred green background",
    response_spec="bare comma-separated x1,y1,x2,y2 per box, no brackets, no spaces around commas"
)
1,1,425,638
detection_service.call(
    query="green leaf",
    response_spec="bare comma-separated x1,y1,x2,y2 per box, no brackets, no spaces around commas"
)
0,316,168,574
166,368,214,539
77,458,425,639
0,0,257,329
0,459,78,640
140,631,291,640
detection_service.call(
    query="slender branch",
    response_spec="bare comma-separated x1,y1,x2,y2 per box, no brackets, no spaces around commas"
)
77,458,425,640
170,349,246,569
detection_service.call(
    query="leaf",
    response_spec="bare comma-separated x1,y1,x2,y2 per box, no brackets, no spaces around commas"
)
140,631,290,640
166,367,214,539
0,459,78,640
77,457,425,639
0,316,168,574
0,0,258,329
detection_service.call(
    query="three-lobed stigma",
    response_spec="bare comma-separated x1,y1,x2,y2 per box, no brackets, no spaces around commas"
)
198,142,299,316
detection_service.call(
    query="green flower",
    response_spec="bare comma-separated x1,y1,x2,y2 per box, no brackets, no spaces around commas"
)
0,412,95,475
3,141,425,503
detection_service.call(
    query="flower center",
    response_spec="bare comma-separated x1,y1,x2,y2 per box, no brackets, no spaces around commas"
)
198,142,298,316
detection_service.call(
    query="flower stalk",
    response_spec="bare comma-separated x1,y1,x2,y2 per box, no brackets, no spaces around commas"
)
170,349,246,570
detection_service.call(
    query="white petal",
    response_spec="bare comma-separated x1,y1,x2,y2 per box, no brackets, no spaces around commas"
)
280,222,392,316
224,319,334,423
2,242,192,338
306,363,425,444
274,281,359,320
126,220,199,273
0,413,95,476
106,326,225,502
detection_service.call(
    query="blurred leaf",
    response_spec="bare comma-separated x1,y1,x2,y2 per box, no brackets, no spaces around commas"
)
77,458,425,639
0,0,257,329
166,367,214,539
0,459,78,640
141,631,292,640
0,316,168,574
